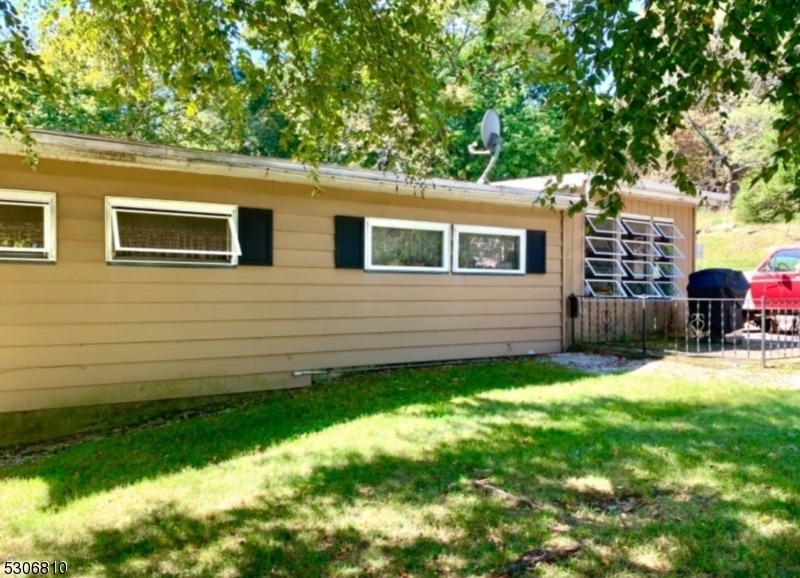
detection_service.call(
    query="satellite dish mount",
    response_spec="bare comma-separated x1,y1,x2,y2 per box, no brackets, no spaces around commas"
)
468,109,502,184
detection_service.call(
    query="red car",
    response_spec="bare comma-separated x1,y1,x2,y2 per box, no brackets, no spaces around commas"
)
746,246,800,330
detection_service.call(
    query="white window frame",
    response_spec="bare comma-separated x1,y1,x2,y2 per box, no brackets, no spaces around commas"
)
623,280,661,297
586,258,625,277
655,242,685,260
621,218,658,237
584,279,625,298
586,236,625,256
452,224,526,275
622,240,660,258
655,262,685,279
656,281,685,298
586,215,624,234
0,189,57,263
105,197,241,266
365,217,450,273
622,260,657,278
654,221,684,239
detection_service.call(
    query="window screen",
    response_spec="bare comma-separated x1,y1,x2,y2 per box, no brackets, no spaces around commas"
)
622,261,657,278
586,215,623,234
585,280,625,298
586,237,624,256
0,191,56,262
623,240,660,258
107,197,240,266
372,227,444,268
656,281,684,298
622,219,658,237
623,281,661,297
454,226,525,274
654,222,684,239
655,242,684,259
365,218,449,273
586,258,625,277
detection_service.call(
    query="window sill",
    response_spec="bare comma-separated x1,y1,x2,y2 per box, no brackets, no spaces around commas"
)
106,259,237,269
0,258,56,265
452,269,526,276
364,267,450,274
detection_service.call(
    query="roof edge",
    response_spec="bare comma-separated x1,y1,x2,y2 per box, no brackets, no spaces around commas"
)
0,130,582,211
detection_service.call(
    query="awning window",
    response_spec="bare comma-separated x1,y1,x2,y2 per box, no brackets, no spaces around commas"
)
586,215,623,234
654,222,684,239
622,240,660,258
622,219,658,237
586,258,626,277
107,197,241,266
585,279,625,298
586,236,624,256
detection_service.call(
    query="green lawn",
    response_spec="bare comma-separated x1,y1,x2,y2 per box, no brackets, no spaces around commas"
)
2,360,799,577
697,209,800,271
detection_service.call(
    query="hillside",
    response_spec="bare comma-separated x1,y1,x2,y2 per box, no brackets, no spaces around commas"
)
696,209,800,272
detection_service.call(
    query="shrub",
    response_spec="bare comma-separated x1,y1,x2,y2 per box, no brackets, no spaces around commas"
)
734,166,800,223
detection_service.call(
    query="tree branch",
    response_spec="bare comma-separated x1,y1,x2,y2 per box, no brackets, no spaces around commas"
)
685,114,731,170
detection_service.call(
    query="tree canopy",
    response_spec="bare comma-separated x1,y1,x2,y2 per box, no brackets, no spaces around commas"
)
522,0,800,214
2,0,799,215
20,0,566,182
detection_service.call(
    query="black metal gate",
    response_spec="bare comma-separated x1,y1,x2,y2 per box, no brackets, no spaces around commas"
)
568,295,800,366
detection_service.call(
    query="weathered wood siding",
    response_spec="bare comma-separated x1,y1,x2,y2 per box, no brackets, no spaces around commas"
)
0,155,564,412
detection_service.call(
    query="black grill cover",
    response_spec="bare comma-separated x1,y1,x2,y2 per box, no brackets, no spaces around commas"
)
687,268,750,299
687,268,750,339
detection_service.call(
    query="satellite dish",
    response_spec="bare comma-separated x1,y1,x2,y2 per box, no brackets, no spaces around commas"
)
481,109,501,154
468,109,503,184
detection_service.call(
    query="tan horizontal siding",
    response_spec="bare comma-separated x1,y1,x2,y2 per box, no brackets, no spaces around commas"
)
0,299,561,325
2,338,562,394
273,231,332,251
0,155,565,412
0,327,561,374
0,282,563,303
1,373,312,412
0,262,563,284
0,314,563,347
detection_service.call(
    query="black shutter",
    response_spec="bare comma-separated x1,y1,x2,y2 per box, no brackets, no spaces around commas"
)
526,230,546,274
238,207,273,266
335,216,365,269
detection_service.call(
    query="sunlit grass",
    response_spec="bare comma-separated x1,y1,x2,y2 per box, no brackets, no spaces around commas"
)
1,359,799,577
697,208,800,271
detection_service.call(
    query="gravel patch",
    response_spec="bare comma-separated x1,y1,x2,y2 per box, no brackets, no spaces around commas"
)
548,352,800,389
546,353,650,374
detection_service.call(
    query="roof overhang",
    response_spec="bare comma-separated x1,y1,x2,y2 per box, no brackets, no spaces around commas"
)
0,130,583,211
500,174,702,207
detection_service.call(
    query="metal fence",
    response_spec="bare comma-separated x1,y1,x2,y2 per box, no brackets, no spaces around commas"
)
568,295,800,366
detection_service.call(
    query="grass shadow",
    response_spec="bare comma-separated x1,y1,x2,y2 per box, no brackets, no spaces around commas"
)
1,359,586,507
17,378,800,577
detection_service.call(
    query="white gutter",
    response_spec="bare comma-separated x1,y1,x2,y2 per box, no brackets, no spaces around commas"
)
502,172,701,206
0,130,579,211
616,181,700,206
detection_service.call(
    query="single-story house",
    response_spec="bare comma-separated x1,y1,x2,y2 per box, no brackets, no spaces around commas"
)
0,130,698,415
